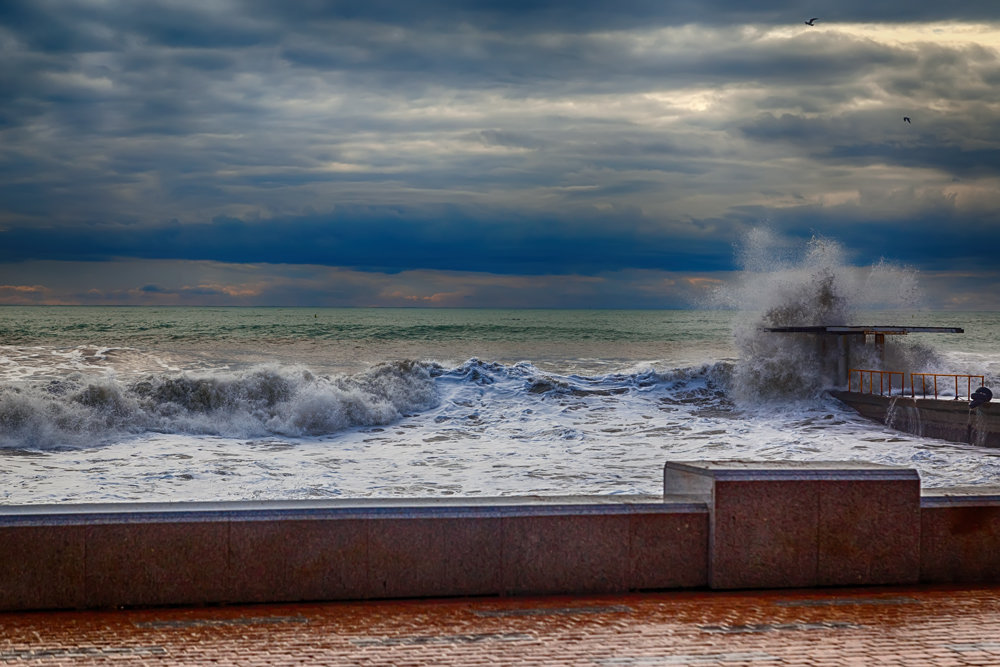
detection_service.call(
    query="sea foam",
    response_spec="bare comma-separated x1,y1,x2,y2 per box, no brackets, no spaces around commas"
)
711,229,939,402
0,361,440,449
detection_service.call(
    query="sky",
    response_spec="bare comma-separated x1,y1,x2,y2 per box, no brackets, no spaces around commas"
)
2,1,1000,309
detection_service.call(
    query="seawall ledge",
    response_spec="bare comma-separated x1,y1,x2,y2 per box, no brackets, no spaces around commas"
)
0,492,713,610
4,461,1000,611
920,486,1000,507
0,494,708,526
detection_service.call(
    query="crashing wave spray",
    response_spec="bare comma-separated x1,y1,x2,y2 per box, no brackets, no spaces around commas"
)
0,361,441,450
713,228,932,402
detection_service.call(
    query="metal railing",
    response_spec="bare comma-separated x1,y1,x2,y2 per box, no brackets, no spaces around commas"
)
847,369,986,400
910,372,985,400
847,369,905,396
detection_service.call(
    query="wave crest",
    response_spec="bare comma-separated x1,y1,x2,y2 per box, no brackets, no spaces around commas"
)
0,361,440,449
1,357,747,451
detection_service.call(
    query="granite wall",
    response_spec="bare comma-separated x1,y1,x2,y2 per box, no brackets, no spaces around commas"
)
3,463,1000,611
0,498,708,611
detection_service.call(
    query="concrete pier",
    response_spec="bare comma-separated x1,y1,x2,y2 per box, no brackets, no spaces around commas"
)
2,461,1000,611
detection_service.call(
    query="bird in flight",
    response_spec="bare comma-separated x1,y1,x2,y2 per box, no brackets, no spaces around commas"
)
805,17,818,26
903,116,911,123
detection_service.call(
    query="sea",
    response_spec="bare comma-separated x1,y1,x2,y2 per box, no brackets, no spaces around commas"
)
3,304,1000,504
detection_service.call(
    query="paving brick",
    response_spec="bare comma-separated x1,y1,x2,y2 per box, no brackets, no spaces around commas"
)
3,585,1000,665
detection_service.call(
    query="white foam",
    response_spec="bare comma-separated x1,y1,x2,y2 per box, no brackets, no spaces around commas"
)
2,275,998,502
4,357,995,503
0,361,441,450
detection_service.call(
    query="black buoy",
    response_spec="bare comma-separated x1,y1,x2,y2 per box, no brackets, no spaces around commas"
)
970,386,992,411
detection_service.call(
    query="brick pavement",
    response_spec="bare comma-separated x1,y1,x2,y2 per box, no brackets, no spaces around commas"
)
2,585,1000,665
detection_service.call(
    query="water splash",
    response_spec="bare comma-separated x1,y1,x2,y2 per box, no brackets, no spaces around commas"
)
713,229,935,402
0,361,440,450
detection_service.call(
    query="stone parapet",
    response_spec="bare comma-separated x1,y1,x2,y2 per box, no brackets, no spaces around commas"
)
0,496,708,611
3,465,1000,611
664,461,922,589
919,487,1000,583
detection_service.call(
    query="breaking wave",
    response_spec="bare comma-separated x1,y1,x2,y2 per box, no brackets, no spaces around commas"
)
0,361,440,449
0,358,736,451
711,229,941,403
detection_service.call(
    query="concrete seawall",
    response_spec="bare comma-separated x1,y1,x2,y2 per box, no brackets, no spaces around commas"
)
831,390,1000,447
0,496,709,611
3,461,1000,611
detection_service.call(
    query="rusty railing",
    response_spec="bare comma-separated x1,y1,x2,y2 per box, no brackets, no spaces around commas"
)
848,369,986,399
847,369,906,396
910,373,985,400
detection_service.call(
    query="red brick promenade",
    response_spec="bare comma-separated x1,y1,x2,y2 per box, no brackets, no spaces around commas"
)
3,585,1000,665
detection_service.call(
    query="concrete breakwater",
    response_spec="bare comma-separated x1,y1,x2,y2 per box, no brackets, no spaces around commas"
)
831,390,1000,447
2,460,1000,611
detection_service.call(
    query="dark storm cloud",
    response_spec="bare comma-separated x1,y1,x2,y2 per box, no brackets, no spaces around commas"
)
246,1,1000,31
0,1,269,51
3,0,1000,306
0,207,732,274
826,142,1000,178
747,201,1000,272
740,108,1000,178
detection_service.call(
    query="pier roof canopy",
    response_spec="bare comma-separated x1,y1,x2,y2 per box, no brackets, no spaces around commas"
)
762,325,964,335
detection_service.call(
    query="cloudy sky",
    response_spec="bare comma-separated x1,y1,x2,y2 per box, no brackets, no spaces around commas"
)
2,0,1000,308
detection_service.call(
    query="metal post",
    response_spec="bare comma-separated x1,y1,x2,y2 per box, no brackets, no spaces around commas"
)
837,336,848,387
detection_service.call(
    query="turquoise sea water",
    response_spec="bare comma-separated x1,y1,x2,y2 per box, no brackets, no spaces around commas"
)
2,306,1000,503
0,306,732,344
0,306,738,380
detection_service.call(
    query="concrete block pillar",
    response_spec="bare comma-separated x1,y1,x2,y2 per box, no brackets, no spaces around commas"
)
663,461,921,590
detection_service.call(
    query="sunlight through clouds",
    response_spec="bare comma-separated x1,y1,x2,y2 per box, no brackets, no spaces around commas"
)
1,1,999,307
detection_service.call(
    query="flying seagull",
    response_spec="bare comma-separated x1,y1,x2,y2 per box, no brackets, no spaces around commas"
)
903,116,911,123
805,17,818,25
